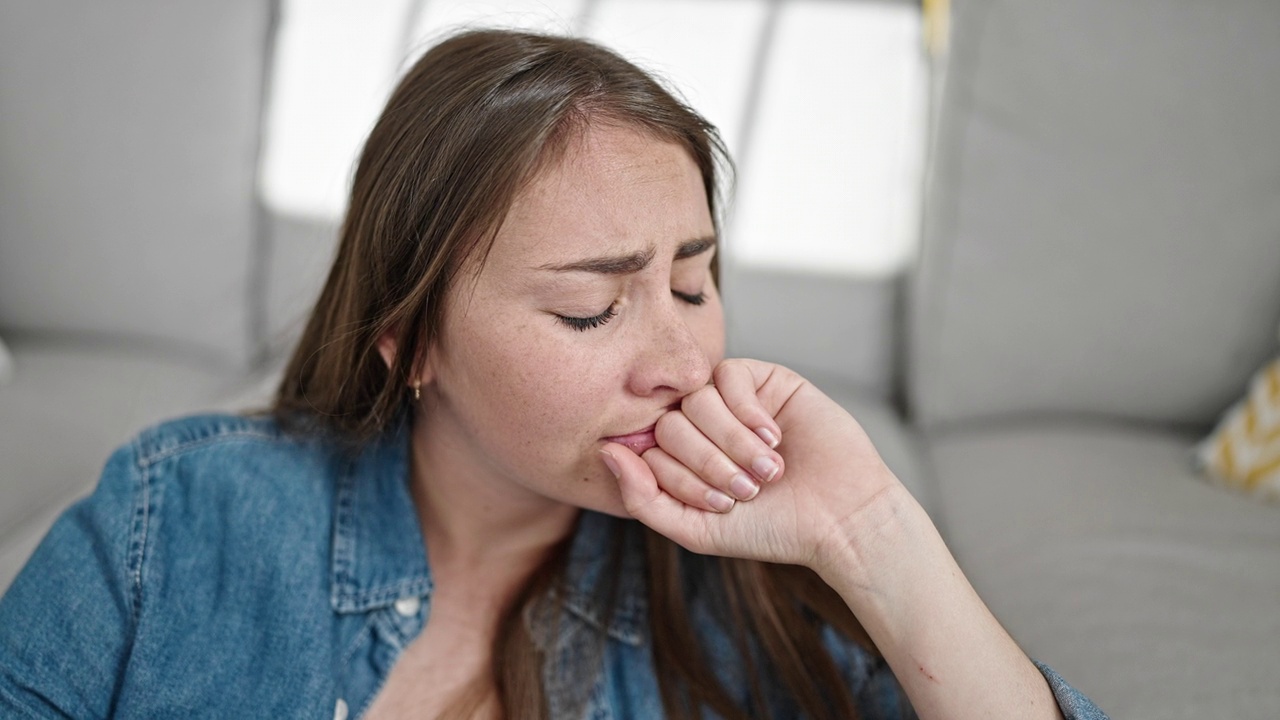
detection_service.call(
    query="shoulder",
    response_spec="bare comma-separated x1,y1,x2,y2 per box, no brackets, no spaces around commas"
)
130,411,324,465
114,412,347,541
112,413,352,624
0,413,358,716
120,412,343,494
75,412,353,588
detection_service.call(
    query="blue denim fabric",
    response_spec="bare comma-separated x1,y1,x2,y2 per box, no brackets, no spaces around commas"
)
0,414,1109,719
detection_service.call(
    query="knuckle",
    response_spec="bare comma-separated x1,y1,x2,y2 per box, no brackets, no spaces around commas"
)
722,357,748,370
653,411,683,444
713,359,742,384
730,426,759,456
681,385,717,414
696,451,721,481
644,446,672,467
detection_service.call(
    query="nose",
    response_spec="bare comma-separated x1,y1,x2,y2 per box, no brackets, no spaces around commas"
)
625,297,713,399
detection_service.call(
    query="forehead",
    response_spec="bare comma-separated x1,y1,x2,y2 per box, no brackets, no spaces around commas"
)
487,124,713,271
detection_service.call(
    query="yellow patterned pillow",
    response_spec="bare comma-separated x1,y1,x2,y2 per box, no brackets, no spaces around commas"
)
1197,357,1280,503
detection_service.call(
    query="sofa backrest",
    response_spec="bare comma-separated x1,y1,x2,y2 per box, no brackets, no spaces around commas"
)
0,1,275,368
908,0,1280,431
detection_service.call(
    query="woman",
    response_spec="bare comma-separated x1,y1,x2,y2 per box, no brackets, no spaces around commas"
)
0,30,1107,720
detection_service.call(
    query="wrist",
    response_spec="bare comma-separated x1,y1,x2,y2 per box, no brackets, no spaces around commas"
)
806,475,1063,720
808,479,941,614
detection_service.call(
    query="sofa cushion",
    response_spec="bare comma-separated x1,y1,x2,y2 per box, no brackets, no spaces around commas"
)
0,1,273,368
908,0,1280,429
725,269,898,401
927,422,1280,720
0,339,260,593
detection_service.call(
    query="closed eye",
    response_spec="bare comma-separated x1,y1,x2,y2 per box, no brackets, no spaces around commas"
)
556,303,617,331
556,289,704,332
673,290,706,306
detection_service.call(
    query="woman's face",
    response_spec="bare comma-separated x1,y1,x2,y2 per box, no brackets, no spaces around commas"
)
418,124,725,517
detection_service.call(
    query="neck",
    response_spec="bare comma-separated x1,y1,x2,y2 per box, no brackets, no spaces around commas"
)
408,411,580,579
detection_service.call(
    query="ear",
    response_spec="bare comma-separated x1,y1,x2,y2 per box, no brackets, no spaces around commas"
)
376,325,434,387
375,327,399,370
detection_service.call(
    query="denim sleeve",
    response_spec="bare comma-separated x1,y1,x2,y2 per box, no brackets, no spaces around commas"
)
1032,660,1111,720
0,443,143,718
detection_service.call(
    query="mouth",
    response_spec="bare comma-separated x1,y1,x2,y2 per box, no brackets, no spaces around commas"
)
602,424,658,455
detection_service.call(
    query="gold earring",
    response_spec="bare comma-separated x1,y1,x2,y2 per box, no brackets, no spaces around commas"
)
412,380,421,400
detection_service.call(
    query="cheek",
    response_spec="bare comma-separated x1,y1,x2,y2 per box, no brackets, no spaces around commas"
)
465,323,608,439
699,296,727,366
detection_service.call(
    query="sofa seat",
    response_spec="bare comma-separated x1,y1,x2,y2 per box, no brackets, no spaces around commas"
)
0,339,277,591
927,421,1280,720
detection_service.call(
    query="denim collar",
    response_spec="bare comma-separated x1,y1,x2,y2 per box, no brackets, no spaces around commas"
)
559,511,648,646
328,417,647,646
329,416,432,614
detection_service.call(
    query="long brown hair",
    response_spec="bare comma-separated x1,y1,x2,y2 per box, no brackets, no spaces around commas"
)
274,29,879,719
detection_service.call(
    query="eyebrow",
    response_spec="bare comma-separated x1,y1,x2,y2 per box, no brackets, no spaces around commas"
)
539,236,716,275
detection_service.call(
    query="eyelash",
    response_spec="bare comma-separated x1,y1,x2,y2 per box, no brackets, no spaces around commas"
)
558,303,618,332
556,290,707,331
673,290,707,306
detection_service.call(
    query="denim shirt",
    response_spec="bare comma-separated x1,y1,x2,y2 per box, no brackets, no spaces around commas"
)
0,414,1108,719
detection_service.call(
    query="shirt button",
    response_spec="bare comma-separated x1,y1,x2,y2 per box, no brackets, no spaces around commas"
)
333,698,349,720
394,596,421,617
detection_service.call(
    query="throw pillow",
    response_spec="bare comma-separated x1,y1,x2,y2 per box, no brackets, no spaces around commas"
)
1196,355,1280,503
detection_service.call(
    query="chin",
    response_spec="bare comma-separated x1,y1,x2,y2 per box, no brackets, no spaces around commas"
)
570,486,633,519
551,465,632,519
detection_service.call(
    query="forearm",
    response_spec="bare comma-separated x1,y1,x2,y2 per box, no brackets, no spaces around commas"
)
812,481,1064,720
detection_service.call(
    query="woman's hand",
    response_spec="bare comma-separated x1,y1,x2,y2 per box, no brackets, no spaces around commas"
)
600,358,903,571
602,360,1068,720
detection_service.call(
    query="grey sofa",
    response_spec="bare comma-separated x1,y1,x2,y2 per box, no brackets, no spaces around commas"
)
2,2,1277,719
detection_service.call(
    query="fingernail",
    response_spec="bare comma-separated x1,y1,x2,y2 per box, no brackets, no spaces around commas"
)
754,427,780,449
599,449,621,479
751,456,779,483
706,489,736,513
729,473,759,500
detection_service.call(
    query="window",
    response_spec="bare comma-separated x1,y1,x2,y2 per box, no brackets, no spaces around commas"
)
259,0,928,276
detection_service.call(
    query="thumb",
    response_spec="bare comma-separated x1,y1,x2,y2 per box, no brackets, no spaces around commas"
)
600,443,702,548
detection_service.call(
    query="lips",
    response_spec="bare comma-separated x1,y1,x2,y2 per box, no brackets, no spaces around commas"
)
603,424,657,455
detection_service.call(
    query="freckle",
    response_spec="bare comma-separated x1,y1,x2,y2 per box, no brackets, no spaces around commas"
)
581,476,590,483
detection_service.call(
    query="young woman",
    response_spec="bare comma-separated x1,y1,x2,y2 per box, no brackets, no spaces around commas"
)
0,30,1107,720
